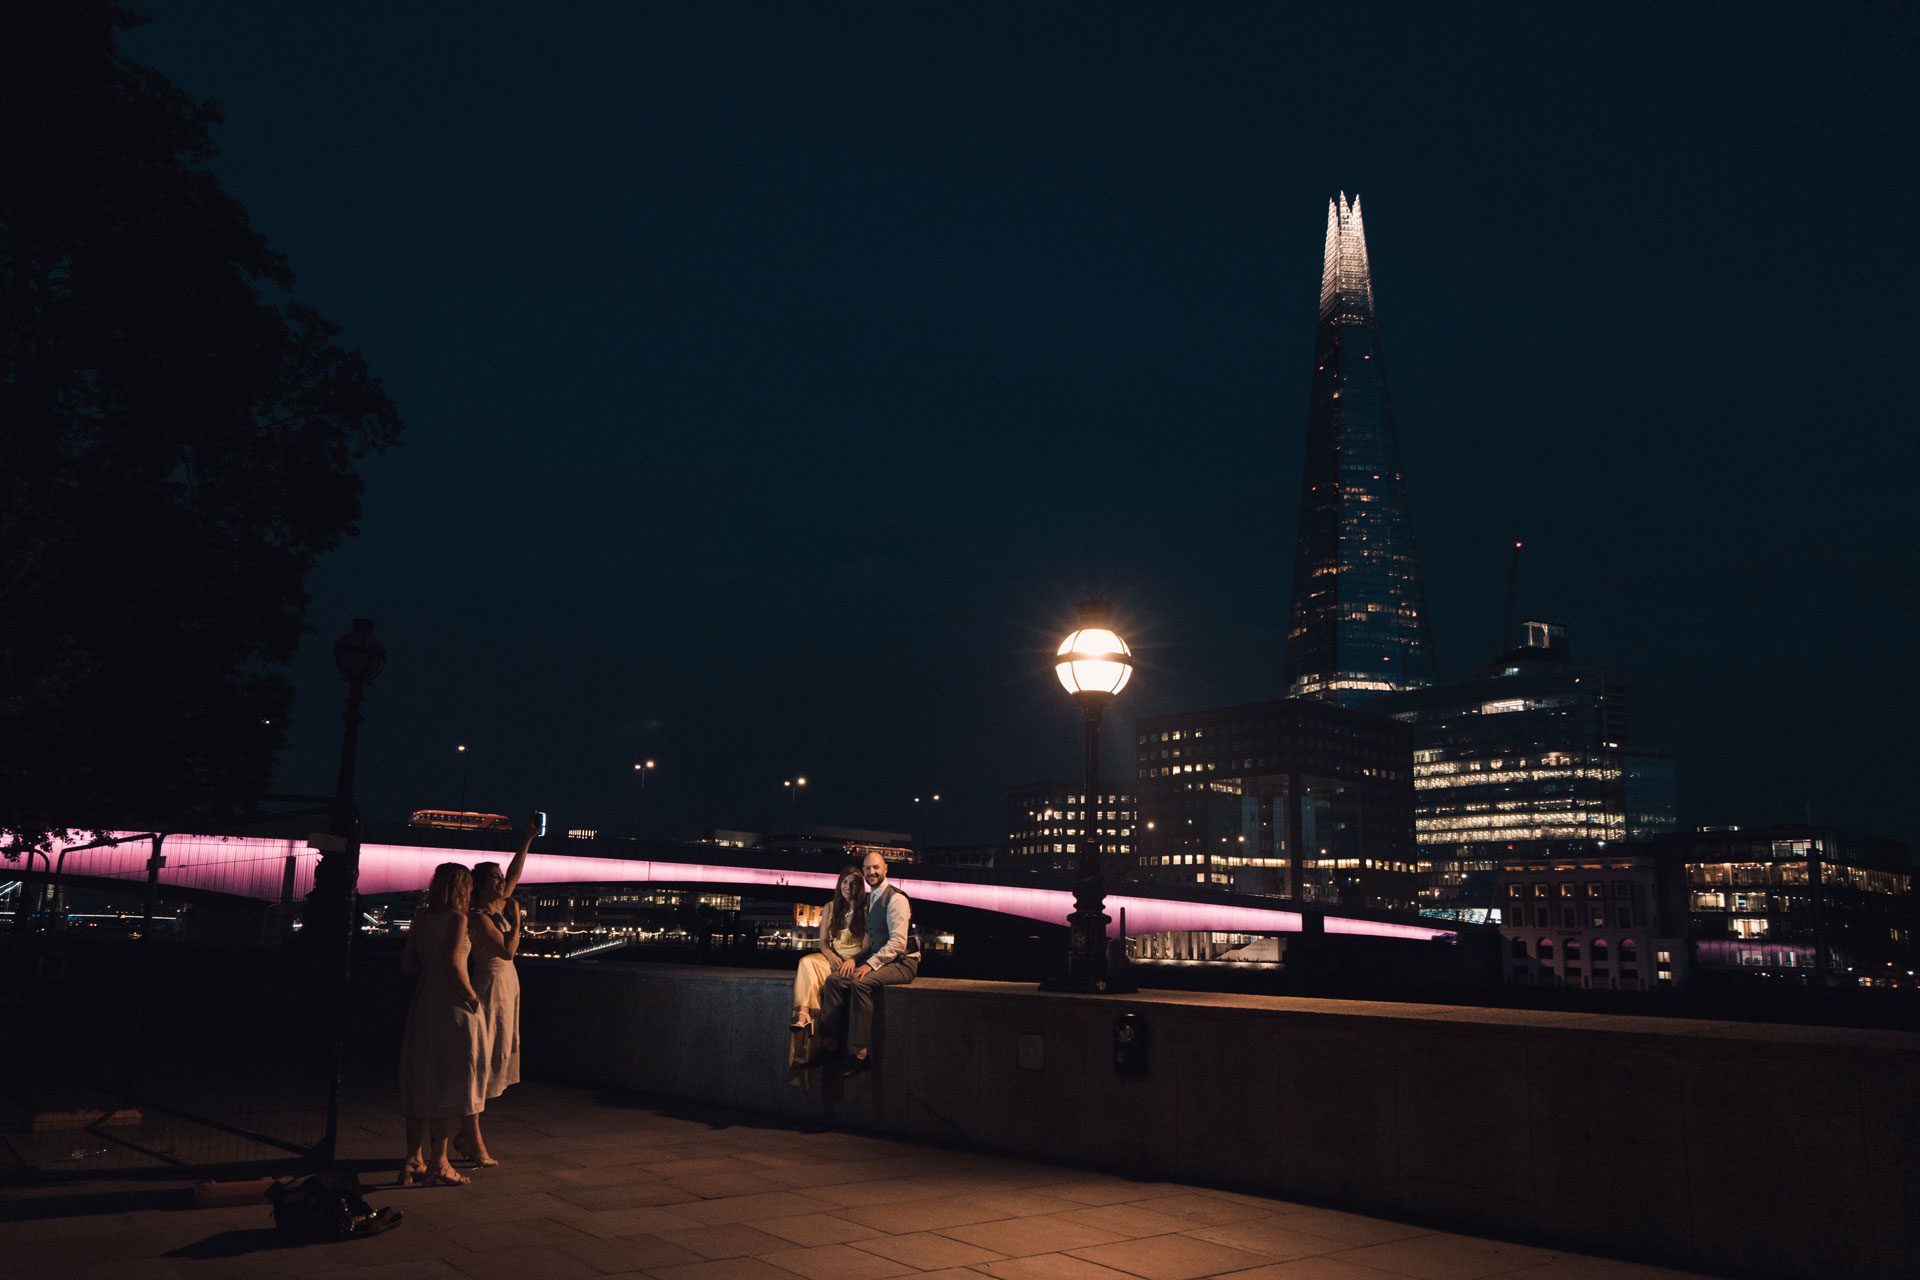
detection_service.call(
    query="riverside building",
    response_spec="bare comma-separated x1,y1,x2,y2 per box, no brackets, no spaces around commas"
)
1132,698,1418,910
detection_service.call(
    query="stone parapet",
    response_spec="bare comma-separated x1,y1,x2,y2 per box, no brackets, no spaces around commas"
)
519,964,1917,1279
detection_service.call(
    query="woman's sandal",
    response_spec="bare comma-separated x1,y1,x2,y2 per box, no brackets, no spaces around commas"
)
425,1165,471,1186
453,1140,499,1168
398,1158,427,1186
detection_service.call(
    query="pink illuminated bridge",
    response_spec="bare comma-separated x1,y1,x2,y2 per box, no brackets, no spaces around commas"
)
47,832,1458,943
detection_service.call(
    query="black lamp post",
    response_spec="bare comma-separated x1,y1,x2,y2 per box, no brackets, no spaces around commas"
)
314,617,384,1162
1041,601,1136,994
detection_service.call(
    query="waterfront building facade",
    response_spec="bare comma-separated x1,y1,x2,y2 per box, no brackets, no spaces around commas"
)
1499,849,1688,990
1285,194,1437,705
1655,825,1915,987
1132,698,1418,909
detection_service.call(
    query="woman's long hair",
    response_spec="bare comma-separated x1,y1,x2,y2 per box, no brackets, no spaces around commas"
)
471,861,503,909
426,862,472,912
826,865,867,939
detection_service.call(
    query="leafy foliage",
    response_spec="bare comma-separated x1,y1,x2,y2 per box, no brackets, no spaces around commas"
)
1,3,402,852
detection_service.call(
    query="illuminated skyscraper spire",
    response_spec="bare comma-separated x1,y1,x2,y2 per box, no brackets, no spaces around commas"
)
1285,194,1436,704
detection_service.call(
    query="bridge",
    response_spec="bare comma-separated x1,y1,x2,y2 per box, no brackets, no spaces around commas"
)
30,830,1460,943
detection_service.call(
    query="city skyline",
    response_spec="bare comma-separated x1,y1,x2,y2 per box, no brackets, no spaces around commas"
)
109,4,1920,851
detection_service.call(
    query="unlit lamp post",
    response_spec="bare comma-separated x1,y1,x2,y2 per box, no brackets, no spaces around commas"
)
318,617,385,1163
1042,601,1135,993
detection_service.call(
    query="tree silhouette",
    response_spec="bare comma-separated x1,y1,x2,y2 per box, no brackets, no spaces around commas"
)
1,3,403,852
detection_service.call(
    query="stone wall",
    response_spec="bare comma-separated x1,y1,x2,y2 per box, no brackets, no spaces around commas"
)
519,963,1918,1279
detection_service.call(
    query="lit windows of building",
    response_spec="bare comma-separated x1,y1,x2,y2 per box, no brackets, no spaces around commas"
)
1004,781,1137,876
1375,623,1677,916
1651,825,1915,987
1497,849,1686,992
1131,698,1417,910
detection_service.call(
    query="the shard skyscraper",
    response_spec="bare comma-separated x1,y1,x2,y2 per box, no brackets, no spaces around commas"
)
1285,194,1437,704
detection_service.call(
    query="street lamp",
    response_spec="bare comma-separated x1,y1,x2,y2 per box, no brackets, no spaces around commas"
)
783,775,808,821
457,743,470,812
1042,601,1134,993
634,759,656,838
316,617,385,1163
911,792,943,842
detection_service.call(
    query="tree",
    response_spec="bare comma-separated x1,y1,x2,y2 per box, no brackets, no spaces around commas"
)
1,3,403,854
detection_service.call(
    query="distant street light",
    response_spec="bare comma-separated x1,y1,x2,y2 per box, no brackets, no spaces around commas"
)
1042,601,1134,994
783,775,808,821
457,743,470,812
911,792,943,843
634,759,656,838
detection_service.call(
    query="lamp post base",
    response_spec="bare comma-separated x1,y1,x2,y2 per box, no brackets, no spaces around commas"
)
1038,906,1137,994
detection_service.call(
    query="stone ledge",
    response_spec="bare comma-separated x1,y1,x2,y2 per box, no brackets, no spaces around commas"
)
520,963,1919,1280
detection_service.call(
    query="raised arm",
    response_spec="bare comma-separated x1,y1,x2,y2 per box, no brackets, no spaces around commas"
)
502,814,536,896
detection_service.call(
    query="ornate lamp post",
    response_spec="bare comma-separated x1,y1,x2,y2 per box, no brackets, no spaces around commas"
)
316,617,384,1162
1041,601,1135,993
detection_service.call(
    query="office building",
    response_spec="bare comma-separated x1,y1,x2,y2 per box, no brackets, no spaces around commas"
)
1374,622,1677,915
1004,782,1136,876
1285,194,1437,705
1133,698,1418,909
1499,848,1688,990
1658,825,1915,986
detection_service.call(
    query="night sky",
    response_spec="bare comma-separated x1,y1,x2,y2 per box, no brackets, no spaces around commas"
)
123,3,1919,849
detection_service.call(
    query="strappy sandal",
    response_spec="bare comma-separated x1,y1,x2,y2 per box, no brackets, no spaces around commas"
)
424,1165,471,1186
453,1140,498,1168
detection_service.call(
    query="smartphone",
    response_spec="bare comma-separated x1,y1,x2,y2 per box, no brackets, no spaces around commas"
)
534,811,548,838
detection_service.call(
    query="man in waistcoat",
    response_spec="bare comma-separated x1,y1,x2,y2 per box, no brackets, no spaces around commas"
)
815,849,919,1075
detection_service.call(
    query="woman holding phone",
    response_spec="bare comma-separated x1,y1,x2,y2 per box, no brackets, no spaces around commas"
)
460,815,536,1165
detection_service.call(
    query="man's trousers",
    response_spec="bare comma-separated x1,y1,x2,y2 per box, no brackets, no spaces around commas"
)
819,953,919,1050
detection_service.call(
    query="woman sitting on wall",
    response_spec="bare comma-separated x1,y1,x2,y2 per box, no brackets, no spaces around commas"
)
790,865,866,1046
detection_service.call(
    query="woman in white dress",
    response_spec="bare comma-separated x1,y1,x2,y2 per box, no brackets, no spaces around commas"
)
791,866,866,1034
461,816,535,1166
399,863,488,1186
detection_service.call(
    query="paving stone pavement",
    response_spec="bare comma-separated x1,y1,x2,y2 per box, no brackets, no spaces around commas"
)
0,1075,1719,1280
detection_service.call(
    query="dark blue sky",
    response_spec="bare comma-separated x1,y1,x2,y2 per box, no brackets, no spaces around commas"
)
125,3,1919,847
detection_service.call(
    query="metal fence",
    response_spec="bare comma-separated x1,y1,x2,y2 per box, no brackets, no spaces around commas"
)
3,822,347,1180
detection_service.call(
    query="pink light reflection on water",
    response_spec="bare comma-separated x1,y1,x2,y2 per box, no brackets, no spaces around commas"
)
53,833,1449,942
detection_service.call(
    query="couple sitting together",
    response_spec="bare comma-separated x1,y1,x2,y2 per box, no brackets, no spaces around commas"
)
790,850,918,1076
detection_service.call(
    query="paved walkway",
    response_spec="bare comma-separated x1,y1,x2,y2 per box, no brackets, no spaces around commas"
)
2,1075,1715,1280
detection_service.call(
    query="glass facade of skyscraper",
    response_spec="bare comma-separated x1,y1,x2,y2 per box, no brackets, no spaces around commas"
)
1286,195,1437,705
1373,622,1678,915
